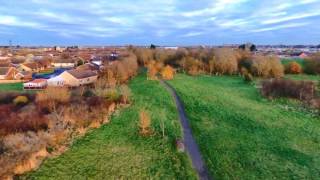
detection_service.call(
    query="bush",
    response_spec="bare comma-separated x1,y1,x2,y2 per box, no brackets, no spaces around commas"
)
213,48,238,75
304,58,320,75
161,65,175,80
36,87,70,111
0,111,49,136
244,73,253,83
285,62,302,74
13,96,28,106
261,79,315,100
139,110,151,136
251,55,284,78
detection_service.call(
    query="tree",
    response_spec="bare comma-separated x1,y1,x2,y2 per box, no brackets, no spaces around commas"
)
150,44,156,49
161,65,175,80
139,110,151,136
214,48,238,75
286,62,302,74
147,61,158,80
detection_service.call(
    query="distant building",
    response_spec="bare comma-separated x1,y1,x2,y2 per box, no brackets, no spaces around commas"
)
51,59,76,68
23,79,47,90
0,67,19,80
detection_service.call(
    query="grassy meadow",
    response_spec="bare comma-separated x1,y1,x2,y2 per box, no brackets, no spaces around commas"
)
168,74,320,179
22,74,196,179
0,83,23,92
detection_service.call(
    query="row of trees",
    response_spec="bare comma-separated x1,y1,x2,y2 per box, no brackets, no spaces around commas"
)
132,47,284,78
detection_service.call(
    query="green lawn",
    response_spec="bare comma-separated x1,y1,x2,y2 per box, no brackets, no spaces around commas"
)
168,74,320,179
0,83,23,91
22,74,196,179
281,58,305,67
285,74,320,82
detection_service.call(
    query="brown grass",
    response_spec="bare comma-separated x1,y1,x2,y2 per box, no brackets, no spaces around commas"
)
139,110,151,136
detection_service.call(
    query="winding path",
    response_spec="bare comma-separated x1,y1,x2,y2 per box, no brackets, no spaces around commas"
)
160,80,212,180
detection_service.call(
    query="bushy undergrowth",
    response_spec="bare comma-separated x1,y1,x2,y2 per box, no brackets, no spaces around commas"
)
0,57,138,179
261,79,316,100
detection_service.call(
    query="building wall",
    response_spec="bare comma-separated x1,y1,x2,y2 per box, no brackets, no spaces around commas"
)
78,75,98,86
58,72,79,87
52,63,75,68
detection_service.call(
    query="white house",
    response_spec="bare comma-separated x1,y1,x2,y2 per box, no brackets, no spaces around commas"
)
23,79,47,90
58,69,98,87
51,59,76,68
47,76,65,87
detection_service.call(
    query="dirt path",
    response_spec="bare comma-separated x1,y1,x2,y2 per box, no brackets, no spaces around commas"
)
160,80,212,180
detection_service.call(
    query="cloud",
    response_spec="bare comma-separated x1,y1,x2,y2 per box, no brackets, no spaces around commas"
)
261,12,320,24
0,0,319,45
251,22,309,32
180,32,204,37
0,15,44,28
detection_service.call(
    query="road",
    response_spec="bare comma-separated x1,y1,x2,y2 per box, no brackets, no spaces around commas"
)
160,80,212,180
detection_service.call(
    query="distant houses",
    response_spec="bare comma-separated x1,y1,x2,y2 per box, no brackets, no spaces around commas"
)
51,59,76,68
0,67,19,80
23,79,47,90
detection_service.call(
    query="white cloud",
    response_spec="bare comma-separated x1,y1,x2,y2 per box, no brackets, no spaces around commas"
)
0,15,44,28
262,12,320,24
180,31,204,37
251,22,309,32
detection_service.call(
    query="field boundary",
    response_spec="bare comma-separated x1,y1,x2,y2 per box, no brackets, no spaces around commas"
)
160,80,212,180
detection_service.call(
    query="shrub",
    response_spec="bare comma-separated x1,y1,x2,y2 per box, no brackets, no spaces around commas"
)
13,96,28,106
139,110,151,136
261,79,315,100
161,65,175,80
244,73,253,83
119,85,131,104
213,48,238,75
285,62,302,74
304,58,320,75
82,89,95,97
0,111,49,136
147,61,158,80
251,55,284,78
36,87,70,111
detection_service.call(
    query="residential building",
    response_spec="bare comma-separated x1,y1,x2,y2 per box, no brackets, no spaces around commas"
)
0,67,19,80
58,69,98,87
23,79,47,90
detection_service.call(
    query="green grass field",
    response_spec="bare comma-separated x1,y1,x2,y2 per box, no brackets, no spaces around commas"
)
285,74,320,82
168,74,320,179
23,74,196,179
0,83,23,91
281,58,305,67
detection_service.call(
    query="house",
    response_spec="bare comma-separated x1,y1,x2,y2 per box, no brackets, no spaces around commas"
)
76,63,100,71
58,69,98,87
15,71,33,80
19,62,43,72
23,79,47,90
47,76,65,87
299,52,309,59
51,59,76,68
0,67,19,80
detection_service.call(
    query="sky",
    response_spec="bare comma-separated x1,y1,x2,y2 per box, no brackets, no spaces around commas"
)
0,0,319,46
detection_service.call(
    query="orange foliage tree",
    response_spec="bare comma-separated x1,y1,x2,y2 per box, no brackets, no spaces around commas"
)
161,65,175,80
286,62,302,74
147,61,158,80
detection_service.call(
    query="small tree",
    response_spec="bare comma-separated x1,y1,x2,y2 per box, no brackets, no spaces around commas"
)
147,62,158,80
286,62,302,74
139,110,151,136
161,65,175,80
119,85,131,104
13,96,28,106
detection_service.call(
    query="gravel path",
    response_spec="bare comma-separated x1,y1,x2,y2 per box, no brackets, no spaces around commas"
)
160,80,212,180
